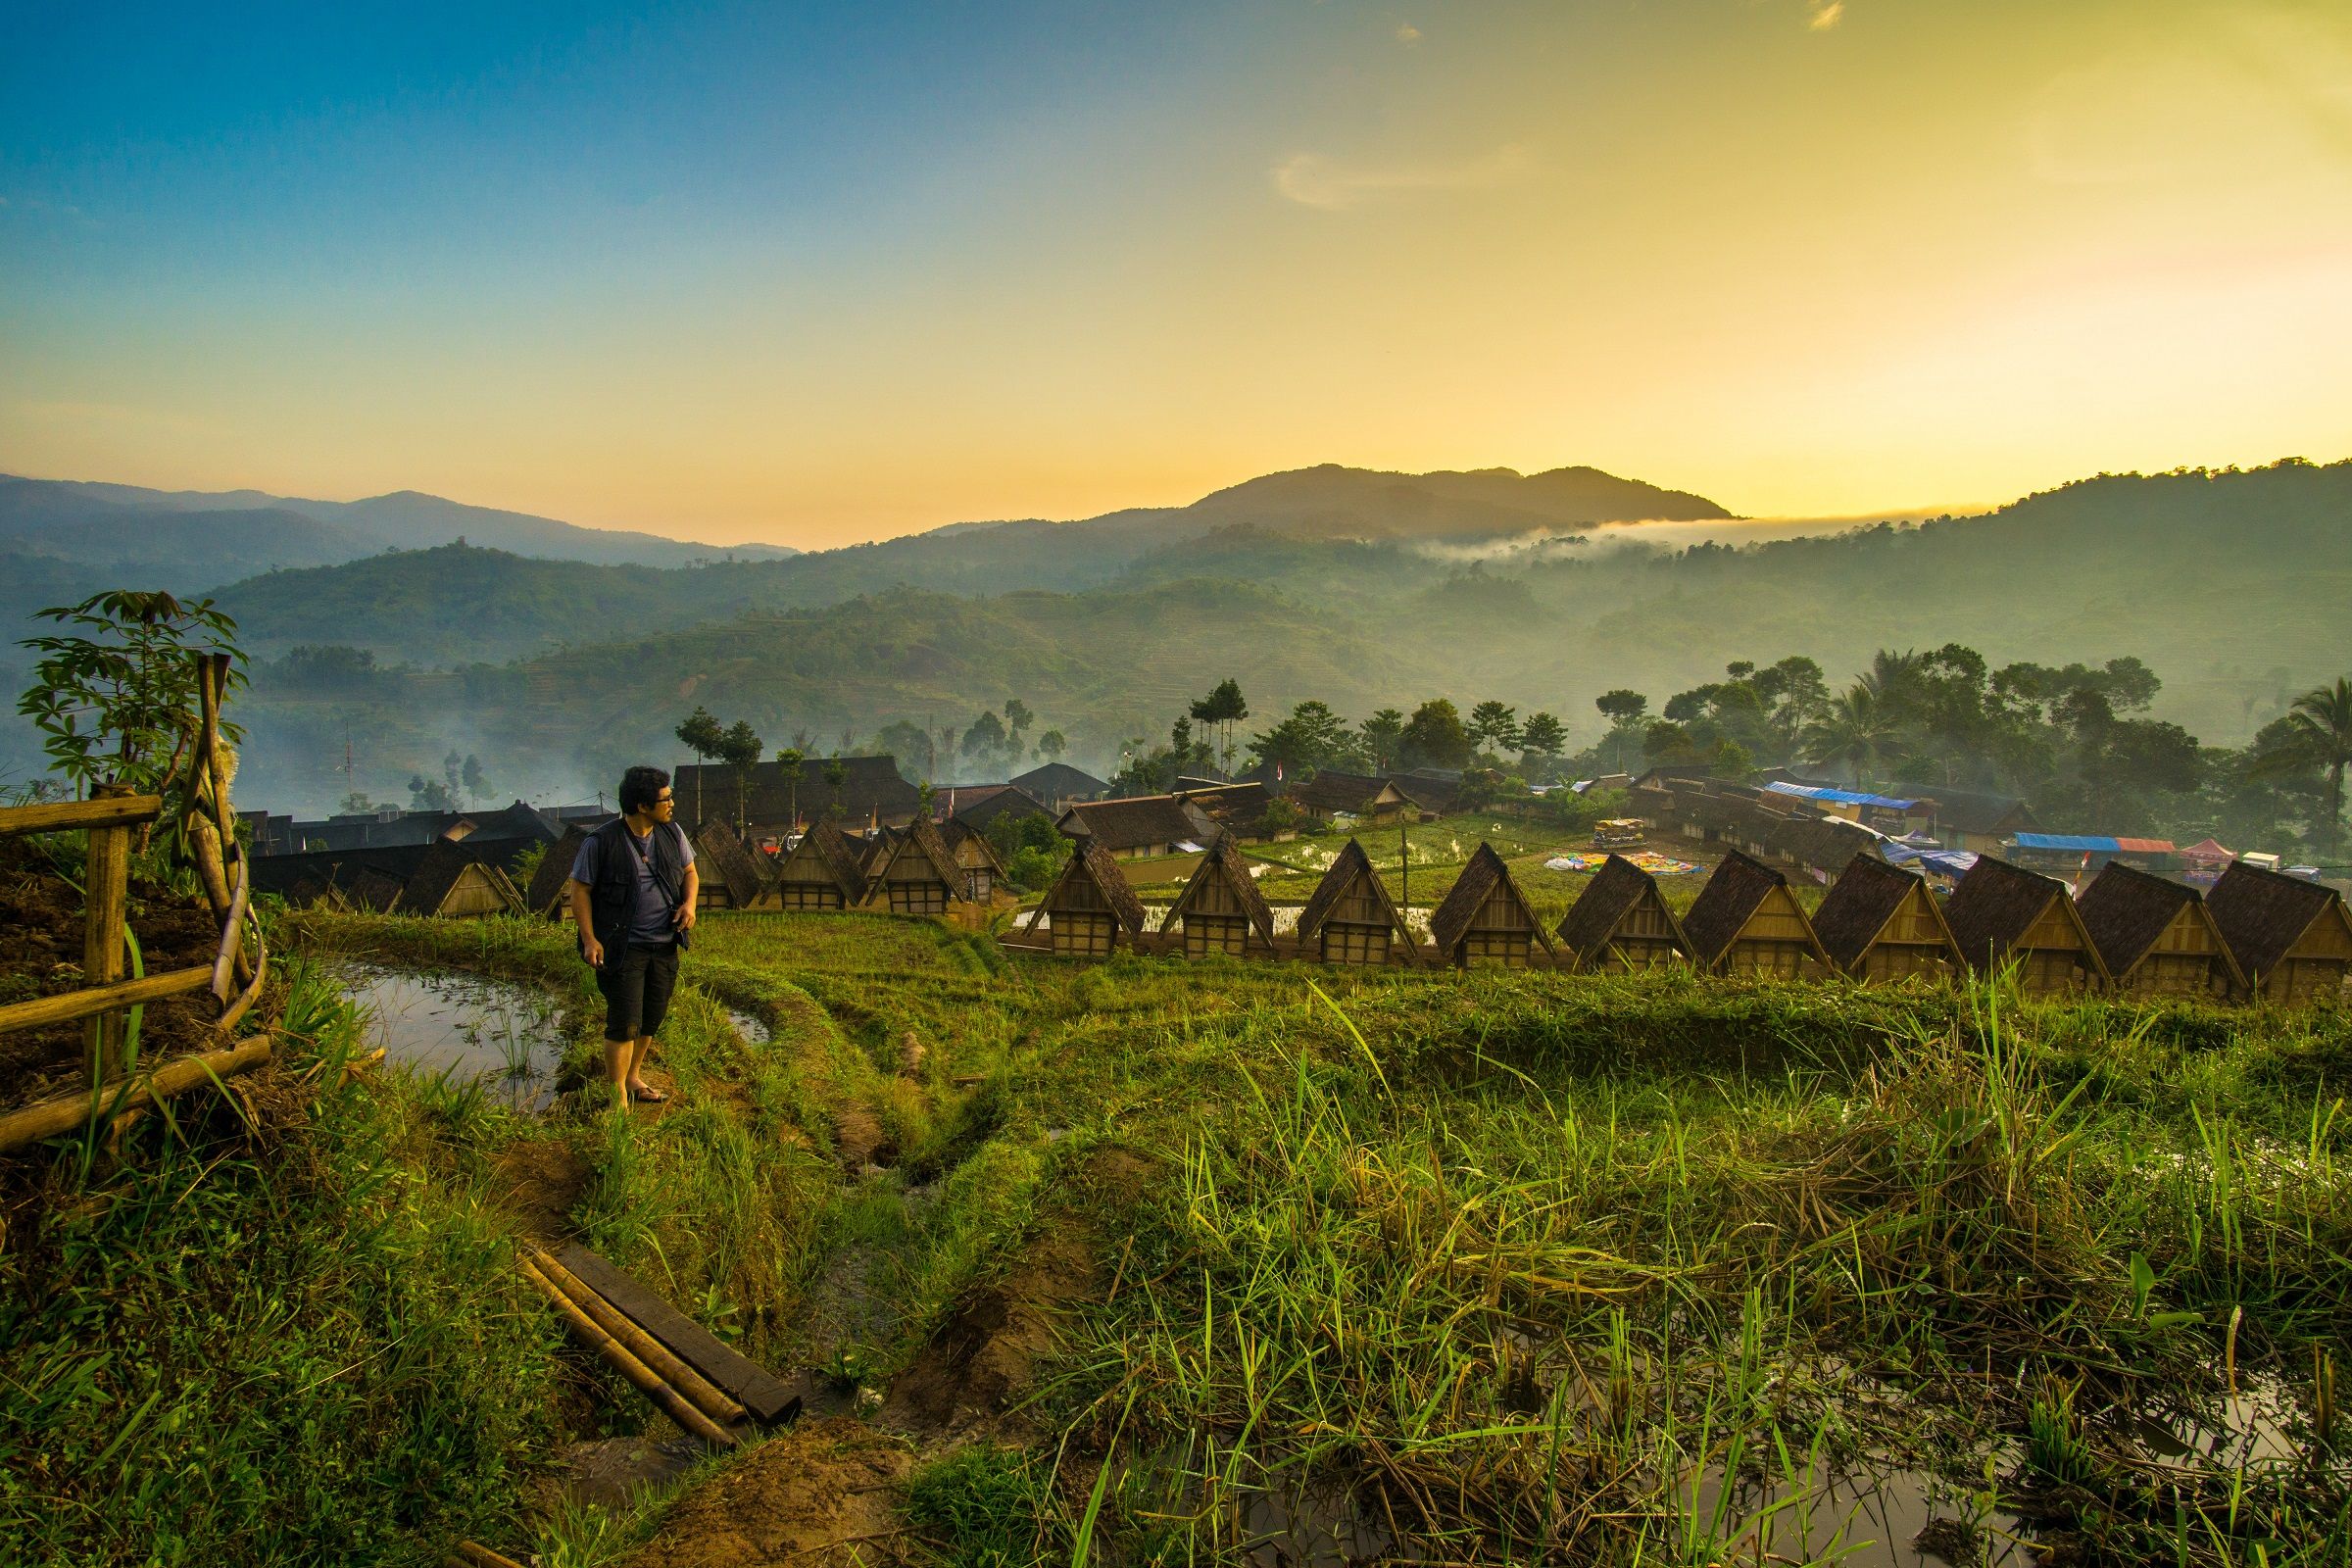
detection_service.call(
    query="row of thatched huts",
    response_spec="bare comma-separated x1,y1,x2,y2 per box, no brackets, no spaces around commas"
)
253,837,529,917
1006,833,2352,1004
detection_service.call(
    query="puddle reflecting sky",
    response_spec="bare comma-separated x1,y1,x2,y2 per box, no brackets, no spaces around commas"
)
340,964,567,1112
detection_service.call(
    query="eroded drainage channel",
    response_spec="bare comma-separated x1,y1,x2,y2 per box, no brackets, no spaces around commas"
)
338,963,570,1111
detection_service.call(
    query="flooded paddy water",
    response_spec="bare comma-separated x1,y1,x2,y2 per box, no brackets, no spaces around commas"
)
338,964,570,1111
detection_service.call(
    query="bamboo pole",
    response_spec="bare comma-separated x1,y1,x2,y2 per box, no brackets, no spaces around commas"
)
0,1036,274,1154
0,967,214,1036
83,783,133,1088
216,922,269,1036
527,1249,749,1428
0,794,163,840
183,655,235,931
516,1256,736,1446
450,1544,529,1568
211,851,250,1002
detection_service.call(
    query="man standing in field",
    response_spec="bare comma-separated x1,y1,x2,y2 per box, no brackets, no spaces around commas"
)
565,765,699,1107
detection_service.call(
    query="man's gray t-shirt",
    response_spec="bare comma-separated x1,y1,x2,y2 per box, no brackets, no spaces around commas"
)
570,824,695,947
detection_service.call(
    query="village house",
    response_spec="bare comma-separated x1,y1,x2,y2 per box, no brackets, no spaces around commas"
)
1055,794,1218,860
396,839,525,918
939,818,1009,903
2008,833,2178,876
1761,781,1935,835
1296,839,1421,966
1808,854,1963,982
1680,849,1832,978
1554,854,1690,972
1288,770,1418,826
2076,862,2246,1001
1941,855,2110,992
1009,761,1112,812
1887,783,2040,857
2205,861,2352,1004
1428,843,1557,968
1023,841,1152,957
932,783,1053,836
693,819,778,911
1161,833,1280,956
1172,781,1285,843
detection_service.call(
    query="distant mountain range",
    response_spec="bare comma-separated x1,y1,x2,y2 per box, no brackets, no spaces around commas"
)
0,474,803,580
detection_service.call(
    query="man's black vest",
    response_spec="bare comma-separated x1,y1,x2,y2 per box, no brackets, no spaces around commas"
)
582,816,692,962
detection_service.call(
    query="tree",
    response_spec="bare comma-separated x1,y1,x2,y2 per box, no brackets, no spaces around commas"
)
823,756,849,817
338,792,377,814
774,747,806,830
961,710,1008,763
1036,729,1067,764
1801,683,1900,788
1519,711,1568,763
876,718,936,779
1466,701,1521,756
1359,709,1404,771
1594,689,1648,727
16,589,246,803
408,772,457,811
1398,700,1471,770
1003,698,1034,754
675,706,725,763
717,719,763,832
460,754,489,805
1248,701,1357,776
2252,676,2352,857
1191,678,1250,771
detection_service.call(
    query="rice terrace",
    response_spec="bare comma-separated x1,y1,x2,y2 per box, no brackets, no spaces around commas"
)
8,6,2352,1567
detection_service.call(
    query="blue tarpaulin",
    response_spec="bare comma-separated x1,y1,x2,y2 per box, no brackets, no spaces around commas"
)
1883,843,1978,877
1764,781,1922,809
2012,833,2120,853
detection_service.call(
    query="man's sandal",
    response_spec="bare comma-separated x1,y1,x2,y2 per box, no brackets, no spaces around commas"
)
631,1086,669,1103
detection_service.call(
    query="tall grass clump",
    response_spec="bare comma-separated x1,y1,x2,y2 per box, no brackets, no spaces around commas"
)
0,959,560,1566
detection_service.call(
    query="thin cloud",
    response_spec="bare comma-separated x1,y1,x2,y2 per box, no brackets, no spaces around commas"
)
1396,24,1422,45
1808,2,1844,30
1272,144,1535,210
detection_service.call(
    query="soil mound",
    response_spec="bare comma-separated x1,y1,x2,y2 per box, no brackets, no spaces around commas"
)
623,1418,911,1567
0,837,226,1109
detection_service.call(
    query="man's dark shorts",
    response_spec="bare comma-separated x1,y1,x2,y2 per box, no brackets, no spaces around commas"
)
597,941,679,1042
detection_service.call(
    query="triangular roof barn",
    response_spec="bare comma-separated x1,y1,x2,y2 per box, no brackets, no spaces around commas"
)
774,820,870,909
1680,849,1831,978
2076,861,2246,1000
1810,854,1963,982
1161,832,1279,956
1941,855,2111,992
1428,843,1557,968
1296,839,1421,966
2205,860,2352,1004
1021,841,1152,958
1554,854,1690,971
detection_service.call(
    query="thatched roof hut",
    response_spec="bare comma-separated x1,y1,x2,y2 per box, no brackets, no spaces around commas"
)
1161,832,1278,956
1941,855,2109,992
775,820,869,909
1810,854,1962,982
1428,843,1556,968
1297,839,1421,966
693,819,777,911
1680,849,1830,978
1290,771,1415,824
1021,841,1151,958
2206,861,2352,1003
525,825,589,917
940,818,1009,903
678,755,923,835
398,840,523,918
863,818,967,917
2075,862,2245,1000
1554,854,1689,972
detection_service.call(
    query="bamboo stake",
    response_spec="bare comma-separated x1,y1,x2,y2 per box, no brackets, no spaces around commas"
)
83,783,133,1088
0,1037,274,1154
527,1249,749,1428
217,922,269,1036
0,793,163,839
516,1257,736,1446
211,851,251,1002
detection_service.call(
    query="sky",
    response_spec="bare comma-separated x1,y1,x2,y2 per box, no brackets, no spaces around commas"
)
4,0,2349,549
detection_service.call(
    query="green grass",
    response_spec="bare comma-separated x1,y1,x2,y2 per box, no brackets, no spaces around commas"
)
12,905,2352,1564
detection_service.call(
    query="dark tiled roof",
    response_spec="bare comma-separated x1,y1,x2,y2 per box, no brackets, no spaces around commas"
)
2206,861,2347,980
941,784,1052,831
1555,854,1686,965
676,755,921,831
1291,770,1392,815
1163,832,1279,948
1057,795,1215,853
1428,843,1555,956
1010,762,1112,802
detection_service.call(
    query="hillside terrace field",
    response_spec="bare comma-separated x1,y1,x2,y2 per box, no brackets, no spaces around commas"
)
6,904,2351,1566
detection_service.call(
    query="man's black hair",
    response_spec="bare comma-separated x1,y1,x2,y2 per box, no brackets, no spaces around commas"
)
618,765,671,816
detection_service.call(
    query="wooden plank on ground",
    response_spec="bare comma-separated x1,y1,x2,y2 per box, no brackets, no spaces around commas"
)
555,1244,802,1423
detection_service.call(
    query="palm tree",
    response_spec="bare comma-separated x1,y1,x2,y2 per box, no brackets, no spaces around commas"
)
1801,683,1900,789
2253,676,2352,858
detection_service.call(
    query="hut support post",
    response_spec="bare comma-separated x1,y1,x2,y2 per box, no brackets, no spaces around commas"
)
82,782,135,1087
